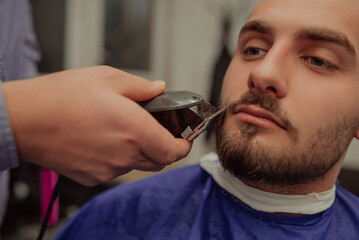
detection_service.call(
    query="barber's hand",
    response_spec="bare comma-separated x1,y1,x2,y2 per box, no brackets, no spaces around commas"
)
3,66,192,186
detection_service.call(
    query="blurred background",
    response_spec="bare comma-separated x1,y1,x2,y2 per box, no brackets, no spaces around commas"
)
1,0,359,239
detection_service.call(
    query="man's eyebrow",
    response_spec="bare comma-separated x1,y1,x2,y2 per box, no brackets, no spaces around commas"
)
295,28,356,57
238,20,357,57
239,20,274,36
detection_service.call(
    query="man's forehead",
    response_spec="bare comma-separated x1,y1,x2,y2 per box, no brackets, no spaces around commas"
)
246,0,359,42
253,0,358,8
251,0,359,19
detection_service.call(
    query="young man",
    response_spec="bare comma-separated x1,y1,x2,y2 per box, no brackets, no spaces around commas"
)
54,0,359,238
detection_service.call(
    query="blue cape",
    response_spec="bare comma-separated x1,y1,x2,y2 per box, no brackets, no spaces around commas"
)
55,164,359,239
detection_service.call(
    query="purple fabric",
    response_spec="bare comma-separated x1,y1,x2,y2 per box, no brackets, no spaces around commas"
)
0,0,40,226
0,0,40,170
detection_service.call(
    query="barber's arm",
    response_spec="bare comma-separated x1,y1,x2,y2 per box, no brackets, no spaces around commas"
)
2,66,192,186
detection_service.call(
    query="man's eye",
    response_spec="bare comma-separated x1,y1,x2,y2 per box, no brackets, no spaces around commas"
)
303,57,337,71
243,47,267,56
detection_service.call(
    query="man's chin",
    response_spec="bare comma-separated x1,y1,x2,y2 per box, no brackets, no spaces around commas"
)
215,123,305,186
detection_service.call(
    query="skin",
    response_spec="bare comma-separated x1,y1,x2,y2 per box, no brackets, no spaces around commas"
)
219,0,359,195
2,66,192,186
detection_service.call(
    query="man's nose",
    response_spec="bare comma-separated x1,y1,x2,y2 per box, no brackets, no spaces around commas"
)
247,46,288,99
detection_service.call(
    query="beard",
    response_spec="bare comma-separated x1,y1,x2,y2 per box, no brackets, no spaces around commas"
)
215,91,358,186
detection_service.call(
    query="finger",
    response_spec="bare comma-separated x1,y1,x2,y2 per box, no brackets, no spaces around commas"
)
139,119,193,165
122,79,166,102
132,156,167,172
115,70,166,101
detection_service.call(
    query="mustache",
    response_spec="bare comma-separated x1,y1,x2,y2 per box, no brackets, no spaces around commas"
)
225,91,296,132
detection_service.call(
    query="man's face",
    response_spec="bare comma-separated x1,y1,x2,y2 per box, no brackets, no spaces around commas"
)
216,0,359,186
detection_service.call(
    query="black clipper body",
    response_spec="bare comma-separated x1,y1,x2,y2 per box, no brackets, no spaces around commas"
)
139,91,225,140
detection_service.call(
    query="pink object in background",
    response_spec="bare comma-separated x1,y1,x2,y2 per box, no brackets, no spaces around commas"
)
40,168,59,226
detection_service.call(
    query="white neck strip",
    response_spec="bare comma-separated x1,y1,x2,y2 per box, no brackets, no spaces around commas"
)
200,152,336,215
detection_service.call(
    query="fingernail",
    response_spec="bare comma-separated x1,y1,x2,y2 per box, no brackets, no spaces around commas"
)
153,80,165,88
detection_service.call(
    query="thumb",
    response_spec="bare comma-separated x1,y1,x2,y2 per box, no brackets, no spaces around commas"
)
120,79,166,102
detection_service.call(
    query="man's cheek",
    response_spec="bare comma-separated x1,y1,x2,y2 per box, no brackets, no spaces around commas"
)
222,114,239,134
220,89,238,109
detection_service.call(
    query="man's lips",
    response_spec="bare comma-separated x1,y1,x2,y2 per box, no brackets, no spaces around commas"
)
234,105,286,130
